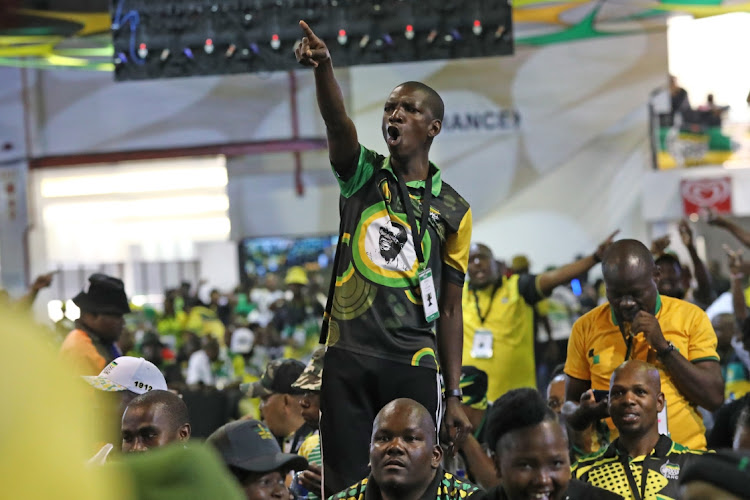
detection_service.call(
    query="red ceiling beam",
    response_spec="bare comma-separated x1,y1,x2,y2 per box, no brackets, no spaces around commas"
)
28,137,328,169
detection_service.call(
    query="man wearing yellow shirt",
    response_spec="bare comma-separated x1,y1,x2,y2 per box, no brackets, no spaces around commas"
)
564,239,724,450
463,231,617,402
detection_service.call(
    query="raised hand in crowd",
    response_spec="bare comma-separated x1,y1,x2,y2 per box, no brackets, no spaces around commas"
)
295,20,330,68
725,244,748,324
650,234,671,257
678,219,694,247
16,271,56,309
679,219,715,305
564,389,609,431
707,208,750,249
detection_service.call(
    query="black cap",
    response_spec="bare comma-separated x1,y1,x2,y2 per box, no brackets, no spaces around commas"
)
206,419,308,473
241,358,306,397
72,273,130,315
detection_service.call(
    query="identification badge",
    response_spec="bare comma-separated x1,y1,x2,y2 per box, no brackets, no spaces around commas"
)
418,268,440,322
657,401,669,436
292,328,307,347
471,329,494,359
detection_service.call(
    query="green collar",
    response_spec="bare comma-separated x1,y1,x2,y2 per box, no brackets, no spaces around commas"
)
383,157,443,196
610,294,662,326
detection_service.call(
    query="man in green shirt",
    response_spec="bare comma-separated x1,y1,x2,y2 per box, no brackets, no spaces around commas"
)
296,21,471,493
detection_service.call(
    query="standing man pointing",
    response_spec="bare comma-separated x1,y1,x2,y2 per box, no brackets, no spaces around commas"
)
295,21,473,493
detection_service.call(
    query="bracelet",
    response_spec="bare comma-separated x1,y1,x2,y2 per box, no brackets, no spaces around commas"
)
656,341,675,358
444,389,462,399
731,273,745,280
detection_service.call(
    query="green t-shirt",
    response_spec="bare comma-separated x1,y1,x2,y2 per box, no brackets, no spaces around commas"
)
325,145,472,370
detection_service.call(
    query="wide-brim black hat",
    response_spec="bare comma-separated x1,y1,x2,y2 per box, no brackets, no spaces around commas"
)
72,273,130,315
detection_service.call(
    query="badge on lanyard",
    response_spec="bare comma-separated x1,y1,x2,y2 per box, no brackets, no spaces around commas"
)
419,268,440,322
395,168,438,323
657,400,669,436
471,329,494,359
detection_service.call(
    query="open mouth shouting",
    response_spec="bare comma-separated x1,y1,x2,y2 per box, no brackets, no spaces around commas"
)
386,125,401,147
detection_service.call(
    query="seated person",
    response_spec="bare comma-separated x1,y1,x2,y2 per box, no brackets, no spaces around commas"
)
83,356,168,457
207,419,308,500
483,388,618,500
243,358,313,454
121,390,191,453
330,398,481,500
572,360,704,499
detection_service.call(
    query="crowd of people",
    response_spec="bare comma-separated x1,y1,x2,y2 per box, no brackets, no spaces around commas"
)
6,20,750,500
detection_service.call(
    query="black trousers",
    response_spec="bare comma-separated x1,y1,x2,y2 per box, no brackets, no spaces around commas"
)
319,347,441,493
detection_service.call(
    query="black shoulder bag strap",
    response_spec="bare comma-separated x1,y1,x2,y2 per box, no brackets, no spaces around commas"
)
319,195,346,344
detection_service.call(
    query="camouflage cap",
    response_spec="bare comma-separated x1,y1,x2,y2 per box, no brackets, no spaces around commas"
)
241,358,306,397
291,347,325,392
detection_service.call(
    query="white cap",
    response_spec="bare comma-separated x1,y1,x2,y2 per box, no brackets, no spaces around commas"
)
82,356,167,394
230,327,255,354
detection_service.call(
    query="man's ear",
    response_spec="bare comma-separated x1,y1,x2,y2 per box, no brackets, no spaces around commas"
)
431,445,443,469
428,119,442,139
656,392,665,413
179,423,191,441
492,450,502,479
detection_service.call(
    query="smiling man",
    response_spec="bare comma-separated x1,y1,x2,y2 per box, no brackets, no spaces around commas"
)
330,398,480,500
572,361,704,499
564,239,723,450
296,21,472,493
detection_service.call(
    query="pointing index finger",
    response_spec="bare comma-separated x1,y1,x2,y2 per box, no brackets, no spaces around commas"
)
299,20,317,40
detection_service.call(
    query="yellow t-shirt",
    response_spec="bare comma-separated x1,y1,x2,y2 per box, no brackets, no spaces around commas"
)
462,274,544,402
565,295,719,450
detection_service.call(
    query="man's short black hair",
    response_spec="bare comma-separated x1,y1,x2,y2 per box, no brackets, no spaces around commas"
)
127,389,190,430
486,388,557,451
654,253,682,272
396,81,444,121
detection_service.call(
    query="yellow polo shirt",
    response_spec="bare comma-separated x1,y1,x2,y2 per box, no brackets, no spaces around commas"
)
462,274,544,402
565,295,719,450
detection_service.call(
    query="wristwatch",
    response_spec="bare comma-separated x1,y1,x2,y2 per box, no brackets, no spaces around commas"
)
656,341,675,358
444,389,463,399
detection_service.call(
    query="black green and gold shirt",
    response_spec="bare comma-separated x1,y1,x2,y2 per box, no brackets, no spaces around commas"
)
329,469,480,500
571,435,705,500
325,145,472,370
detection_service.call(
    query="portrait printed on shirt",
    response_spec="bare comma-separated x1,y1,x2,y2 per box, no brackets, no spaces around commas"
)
365,217,416,273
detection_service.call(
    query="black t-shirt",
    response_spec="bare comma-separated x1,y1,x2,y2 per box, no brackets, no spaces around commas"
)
708,393,750,449
324,145,472,370
478,480,621,500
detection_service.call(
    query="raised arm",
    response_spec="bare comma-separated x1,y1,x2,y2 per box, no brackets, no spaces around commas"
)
15,272,55,309
295,20,359,177
708,210,750,249
679,220,715,305
725,245,748,324
537,230,619,295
